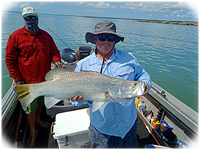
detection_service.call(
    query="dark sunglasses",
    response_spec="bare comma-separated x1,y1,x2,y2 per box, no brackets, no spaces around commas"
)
24,16,38,21
96,34,116,42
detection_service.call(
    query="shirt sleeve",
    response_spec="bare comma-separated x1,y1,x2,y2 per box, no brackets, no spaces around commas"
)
5,35,23,82
70,99,86,106
74,62,82,72
131,54,152,89
129,53,151,89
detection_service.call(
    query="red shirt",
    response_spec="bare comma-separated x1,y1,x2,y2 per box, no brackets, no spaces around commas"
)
5,26,61,83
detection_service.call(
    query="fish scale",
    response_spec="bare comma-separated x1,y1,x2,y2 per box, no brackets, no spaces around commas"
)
14,68,148,112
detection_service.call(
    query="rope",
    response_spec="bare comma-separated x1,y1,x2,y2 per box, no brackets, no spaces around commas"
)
97,45,115,73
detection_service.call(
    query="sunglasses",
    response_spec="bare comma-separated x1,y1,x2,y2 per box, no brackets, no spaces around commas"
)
96,34,116,42
24,16,38,21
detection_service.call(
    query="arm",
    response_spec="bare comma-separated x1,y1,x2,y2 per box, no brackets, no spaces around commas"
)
48,35,65,68
49,35,61,63
5,35,23,82
132,56,152,89
135,67,151,89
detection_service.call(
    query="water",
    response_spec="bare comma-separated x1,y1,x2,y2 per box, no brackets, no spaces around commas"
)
1,12,198,112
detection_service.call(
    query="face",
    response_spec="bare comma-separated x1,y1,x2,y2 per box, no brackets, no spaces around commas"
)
94,33,116,56
23,16,39,33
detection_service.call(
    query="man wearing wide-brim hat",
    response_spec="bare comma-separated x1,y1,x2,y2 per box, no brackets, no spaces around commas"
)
69,20,151,148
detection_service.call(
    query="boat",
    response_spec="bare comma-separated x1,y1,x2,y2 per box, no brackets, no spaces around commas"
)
1,45,198,148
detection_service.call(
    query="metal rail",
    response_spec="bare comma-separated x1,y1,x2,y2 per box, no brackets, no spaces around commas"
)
149,81,198,137
1,81,18,124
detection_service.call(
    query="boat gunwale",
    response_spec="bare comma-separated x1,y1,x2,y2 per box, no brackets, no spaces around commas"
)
149,81,198,135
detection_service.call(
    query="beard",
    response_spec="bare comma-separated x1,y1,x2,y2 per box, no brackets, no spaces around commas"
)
24,19,39,33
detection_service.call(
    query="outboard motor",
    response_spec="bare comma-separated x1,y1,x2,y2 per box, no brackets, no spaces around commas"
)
61,48,76,63
75,46,94,61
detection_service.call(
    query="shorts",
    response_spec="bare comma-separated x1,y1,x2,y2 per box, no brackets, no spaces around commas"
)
88,118,138,148
22,96,44,114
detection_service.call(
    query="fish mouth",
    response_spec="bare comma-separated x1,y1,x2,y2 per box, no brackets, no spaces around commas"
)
142,82,149,95
137,82,145,96
132,82,147,96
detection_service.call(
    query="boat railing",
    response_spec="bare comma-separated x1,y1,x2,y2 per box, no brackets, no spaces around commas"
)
1,81,18,128
149,81,198,138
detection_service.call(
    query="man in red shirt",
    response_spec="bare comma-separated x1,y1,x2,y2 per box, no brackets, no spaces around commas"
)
5,7,63,147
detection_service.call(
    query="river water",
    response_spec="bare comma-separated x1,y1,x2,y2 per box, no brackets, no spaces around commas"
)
1,12,198,112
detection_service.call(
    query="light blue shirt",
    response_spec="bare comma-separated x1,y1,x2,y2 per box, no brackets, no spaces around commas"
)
71,49,151,138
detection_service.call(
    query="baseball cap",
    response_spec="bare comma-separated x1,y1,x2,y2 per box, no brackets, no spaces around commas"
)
22,7,38,18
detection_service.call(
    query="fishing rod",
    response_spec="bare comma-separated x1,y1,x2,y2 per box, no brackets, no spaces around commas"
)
39,18,80,65
39,18,72,50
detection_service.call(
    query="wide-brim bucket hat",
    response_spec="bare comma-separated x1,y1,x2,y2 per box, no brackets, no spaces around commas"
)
85,20,125,44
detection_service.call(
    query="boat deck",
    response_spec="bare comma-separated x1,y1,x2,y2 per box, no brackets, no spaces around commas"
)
27,105,157,148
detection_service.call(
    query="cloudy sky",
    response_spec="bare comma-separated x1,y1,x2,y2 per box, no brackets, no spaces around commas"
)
1,1,199,21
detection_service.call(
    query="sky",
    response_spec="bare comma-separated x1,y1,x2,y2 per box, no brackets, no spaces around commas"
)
1,1,199,22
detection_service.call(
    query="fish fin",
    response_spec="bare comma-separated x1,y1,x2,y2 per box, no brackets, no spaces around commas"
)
104,90,109,98
44,96,62,109
14,84,37,108
81,70,109,75
81,70,112,80
45,68,71,81
81,70,100,73
81,69,98,72
103,89,118,102
92,101,105,112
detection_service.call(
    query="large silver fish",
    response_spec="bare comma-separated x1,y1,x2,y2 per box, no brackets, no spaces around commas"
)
14,68,149,112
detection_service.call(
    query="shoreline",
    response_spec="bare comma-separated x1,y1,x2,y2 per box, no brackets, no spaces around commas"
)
136,20,198,26
84,16,198,26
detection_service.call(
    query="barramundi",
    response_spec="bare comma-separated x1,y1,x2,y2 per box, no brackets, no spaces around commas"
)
14,68,149,112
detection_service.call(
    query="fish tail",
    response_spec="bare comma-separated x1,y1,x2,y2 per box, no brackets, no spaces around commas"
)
14,84,37,108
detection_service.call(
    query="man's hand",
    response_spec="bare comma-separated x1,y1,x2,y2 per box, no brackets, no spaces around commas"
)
14,80,26,86
54,61,65,68
67,95,84,102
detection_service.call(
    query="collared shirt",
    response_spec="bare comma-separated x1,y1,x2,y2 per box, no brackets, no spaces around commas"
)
71,49,151,138
5,26,61,83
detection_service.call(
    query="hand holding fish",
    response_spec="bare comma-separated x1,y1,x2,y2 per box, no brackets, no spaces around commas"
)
67,95,84,102
54,61,65,68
